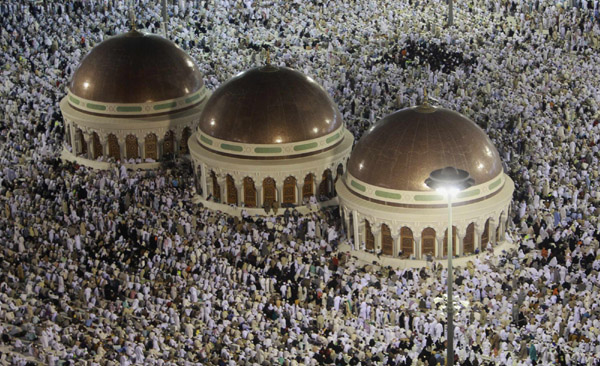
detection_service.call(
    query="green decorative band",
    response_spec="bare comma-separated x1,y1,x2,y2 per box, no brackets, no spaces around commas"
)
86,103,106,111
375,190,402,200
489,178,502,190
200,135,213,145
414,194,444,201
153,101,177,110
457,188,480,199
185,93,201,104
326,132,341,144
350,180,366,192
69,96,80,105
221,143,243,152
116,106,143,112
293,142,318,151
255,147,282,154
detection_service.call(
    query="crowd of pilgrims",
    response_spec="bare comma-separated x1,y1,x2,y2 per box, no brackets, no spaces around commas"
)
1,0,600,364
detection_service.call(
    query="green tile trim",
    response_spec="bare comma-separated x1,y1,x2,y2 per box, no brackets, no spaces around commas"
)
200,135,213,145
293,142,318,151
153,101,177,110
86,103,106,111
489,178,502,190
69,96,80,105
325,132,340,144
116,106,143,112
255,147,282,154
457,188,480,198
375,190,402,200
414,194,443,201
185,93,201,104
221,143,243,152
350,180,366,192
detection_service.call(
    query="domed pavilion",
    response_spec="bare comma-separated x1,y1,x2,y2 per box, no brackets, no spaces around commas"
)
336,103,514,259
189,65,354,209
60,30,210,168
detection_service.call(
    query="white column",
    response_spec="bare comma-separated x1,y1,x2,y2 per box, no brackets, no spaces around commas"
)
83,133,92,159
296,182,303,205
235,184,243,206
414,236,421,260
473,226,481,254
392,233,400,258
201,164,208,199
373,226,382,253
218,177,226,203
256,184,263,208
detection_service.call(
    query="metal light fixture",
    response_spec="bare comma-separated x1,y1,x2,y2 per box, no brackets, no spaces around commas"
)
425,166,473,366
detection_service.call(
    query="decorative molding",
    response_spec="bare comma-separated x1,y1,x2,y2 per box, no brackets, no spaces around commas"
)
195,126,344,158
66,87,210,116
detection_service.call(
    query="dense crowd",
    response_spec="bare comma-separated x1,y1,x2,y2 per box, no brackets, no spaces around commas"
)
1,0,600,365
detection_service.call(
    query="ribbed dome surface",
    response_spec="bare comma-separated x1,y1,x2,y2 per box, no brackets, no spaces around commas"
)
197,66,342,144
69,30,204,103
347,105,503,191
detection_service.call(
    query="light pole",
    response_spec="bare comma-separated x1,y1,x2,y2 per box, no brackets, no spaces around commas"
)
425,167,473,366
448,0,454,27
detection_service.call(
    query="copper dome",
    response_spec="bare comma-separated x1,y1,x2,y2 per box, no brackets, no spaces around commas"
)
197,66,342,144
69,30,204,103
347,105,503,192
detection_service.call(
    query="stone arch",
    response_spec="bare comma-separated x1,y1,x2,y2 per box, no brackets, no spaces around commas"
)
283,176,296,205
381,224,393,256
335,163,344,182
243,177,257,208
400,227,414,258
319,169,334,200
92,132,102,159
463,223,475,255
107,134,120,161
125,134,139,160
145,133,158,161
481,218,490,247
180,127,191,154
163,130,175,158
421,227,436,257
365,219,375,251
75,128,87,156
226,175,237,205
263,177,276,206
303,173,315,200
211,171,221,202
443,226,458,257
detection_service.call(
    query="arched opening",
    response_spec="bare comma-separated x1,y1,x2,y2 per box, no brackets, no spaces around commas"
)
381,224,393,256
400,227,414,258
145,133,158,161
243,177,256,208
283,176,296,205
180,127,191,154
226,175,237,205
263,177,276,207
75,129,87,156
365,220,375,250
163,130,175,158
92,132,102,160
125,134,139,160
107,134,120,161
443,226,458,257
211,171,220,202
303,173,314,200
319,169,334,200
463,223,475,255
481,219,490,248
335,163,344,182
421,227,436,257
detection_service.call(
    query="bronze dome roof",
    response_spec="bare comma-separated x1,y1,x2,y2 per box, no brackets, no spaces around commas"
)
197,66,342,144
347,105,503,192
69,30,204,103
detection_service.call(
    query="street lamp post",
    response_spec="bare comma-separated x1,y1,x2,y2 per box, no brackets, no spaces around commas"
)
448,0,454,27
425,167,473,366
